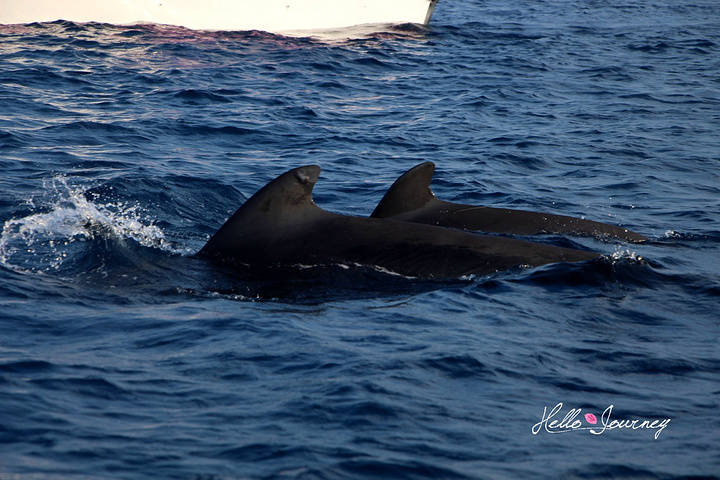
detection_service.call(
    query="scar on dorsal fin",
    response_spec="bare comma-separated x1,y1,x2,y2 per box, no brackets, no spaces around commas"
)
371,162,439,218
200,165,321,254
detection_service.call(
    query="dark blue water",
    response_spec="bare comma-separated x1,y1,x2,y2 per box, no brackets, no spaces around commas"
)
2,1,719,478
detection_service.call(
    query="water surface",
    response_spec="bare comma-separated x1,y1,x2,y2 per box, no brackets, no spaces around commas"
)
1,1,719,478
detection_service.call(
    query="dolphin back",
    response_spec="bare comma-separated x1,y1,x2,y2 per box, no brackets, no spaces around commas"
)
373,162,648,242
198,164,600,278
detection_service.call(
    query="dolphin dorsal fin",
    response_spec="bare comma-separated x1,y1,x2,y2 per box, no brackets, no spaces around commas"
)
242,164,321,219
371,162,438,218
200,165,322,254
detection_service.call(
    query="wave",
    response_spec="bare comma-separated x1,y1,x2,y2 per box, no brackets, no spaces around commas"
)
0,176,182,275
515,250,654,289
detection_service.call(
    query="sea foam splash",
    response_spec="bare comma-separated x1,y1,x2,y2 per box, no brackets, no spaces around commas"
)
0,177,181,273
609,248,643,263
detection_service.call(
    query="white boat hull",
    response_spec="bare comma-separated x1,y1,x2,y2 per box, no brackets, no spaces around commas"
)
0,0,439,32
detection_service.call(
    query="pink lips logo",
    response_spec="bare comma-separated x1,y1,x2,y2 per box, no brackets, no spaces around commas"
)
585,413,597,424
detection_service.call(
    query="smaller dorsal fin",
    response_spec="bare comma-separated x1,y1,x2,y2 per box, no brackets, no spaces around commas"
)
371,162,438,218
200,165,321,255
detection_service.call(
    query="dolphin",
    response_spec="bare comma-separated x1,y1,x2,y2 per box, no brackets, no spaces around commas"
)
371,162,648,242
199,165,600,279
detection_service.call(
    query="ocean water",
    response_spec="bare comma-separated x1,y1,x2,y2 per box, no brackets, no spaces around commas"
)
1,0,719,478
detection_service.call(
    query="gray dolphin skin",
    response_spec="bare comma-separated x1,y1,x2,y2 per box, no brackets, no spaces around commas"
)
371,162,648,242
199,165,599,279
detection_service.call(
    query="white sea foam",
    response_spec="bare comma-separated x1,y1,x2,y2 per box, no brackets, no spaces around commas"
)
0,177,181,273
609,248,643,263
